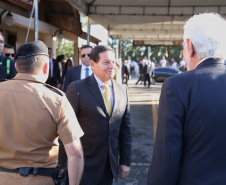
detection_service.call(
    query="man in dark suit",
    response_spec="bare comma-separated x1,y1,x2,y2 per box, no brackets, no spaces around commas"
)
121,60,130,85
65,45,132,185
135,59,144,85
143,60,153,88
63,45,93,92
0,32,17,81
46,47,61,88
147,13,226,185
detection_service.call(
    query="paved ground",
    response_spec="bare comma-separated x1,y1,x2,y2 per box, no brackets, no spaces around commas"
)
114,78,162,185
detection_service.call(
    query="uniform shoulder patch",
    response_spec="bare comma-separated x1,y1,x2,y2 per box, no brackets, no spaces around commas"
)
44,84,65,96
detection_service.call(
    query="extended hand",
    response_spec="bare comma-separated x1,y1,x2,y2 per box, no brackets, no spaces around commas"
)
118,165,130,179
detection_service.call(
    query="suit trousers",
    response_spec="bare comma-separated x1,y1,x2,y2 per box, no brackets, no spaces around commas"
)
97,155,113,185
144,74,151,87
0,172,54,185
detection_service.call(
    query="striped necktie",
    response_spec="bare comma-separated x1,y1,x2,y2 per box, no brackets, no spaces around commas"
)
102,84,112,115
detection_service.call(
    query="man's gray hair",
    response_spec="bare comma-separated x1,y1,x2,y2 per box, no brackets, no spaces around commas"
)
16,55,48,74
183,13,226,59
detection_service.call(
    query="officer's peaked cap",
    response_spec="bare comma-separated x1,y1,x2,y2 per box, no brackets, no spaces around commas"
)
15,40,49,60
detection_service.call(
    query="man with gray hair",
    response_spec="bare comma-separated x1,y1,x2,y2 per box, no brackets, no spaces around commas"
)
147,13,226,185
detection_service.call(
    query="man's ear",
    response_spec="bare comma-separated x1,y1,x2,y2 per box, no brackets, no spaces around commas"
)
187,39,195,57
15,62,18,71
43,62,48,75
89,60,95,70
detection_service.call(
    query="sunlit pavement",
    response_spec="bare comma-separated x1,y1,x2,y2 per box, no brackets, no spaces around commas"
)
113,78,162,185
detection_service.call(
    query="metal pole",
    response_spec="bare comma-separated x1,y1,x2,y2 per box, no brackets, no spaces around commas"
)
118,40,122,59
34,0,39,41
116,39,119,60
148,46,151,60
87,17,90,44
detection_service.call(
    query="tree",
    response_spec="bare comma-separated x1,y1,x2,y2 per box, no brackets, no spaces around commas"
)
56,39,74,58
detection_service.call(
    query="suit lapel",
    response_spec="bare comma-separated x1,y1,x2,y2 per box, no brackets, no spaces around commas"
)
77,65,81,80
88,74,108,116
111,80,120,118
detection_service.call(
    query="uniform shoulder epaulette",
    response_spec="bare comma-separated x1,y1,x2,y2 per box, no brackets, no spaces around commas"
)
44,84,65,96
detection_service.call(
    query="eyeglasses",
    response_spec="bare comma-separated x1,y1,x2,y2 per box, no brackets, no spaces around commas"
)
81,53,90,58
5,53,15,57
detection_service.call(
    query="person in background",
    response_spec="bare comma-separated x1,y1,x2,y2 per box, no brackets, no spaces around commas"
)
160,56,166,67
179,57,187,72
121,60,130,85
113,61,121,82
0,32,17,81
170,58,178,70
57,54,65,87
135,59,144,85
151,57,157,64
143,60,152,88
63,45,93,92
46,47,61,88
3,44,15,60
64,58,73,75
135,57,140,64
147,12,226,185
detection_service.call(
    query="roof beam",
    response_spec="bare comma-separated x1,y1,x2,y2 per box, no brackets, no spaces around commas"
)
109,29,183,35
66,0,88,15
89,5,226,16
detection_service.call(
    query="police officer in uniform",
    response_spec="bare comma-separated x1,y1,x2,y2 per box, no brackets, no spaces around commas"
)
0,32,17,81
0,40,84,185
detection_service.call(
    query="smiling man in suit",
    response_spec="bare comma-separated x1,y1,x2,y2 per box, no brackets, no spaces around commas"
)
63,45,93,92
147,13,226,185
65,45,132,185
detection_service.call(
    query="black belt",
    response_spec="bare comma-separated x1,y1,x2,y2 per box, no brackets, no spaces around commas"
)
0,167,55,177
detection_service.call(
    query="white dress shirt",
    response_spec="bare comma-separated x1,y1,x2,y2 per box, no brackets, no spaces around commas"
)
80,64,92,80
94,74,114,107
50,58,53,77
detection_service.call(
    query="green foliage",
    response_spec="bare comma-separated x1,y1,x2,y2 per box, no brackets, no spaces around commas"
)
56,39,74,58
120,40,183,63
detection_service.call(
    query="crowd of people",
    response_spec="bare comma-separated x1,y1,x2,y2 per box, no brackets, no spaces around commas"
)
1,12,226,185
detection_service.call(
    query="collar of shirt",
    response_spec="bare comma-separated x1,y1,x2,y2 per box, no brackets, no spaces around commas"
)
13,73,45,84
80,63,92,79
94,74,112,87
81,63,92,71
94,74,114,106
195,56,214,69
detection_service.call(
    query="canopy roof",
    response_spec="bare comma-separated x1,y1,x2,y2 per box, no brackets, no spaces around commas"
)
67,0,226,45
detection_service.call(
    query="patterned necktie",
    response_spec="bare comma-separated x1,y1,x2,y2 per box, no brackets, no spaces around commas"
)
85,68,89,78
102,84,112,115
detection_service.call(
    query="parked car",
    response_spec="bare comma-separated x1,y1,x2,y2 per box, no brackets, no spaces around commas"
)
153,67,181,83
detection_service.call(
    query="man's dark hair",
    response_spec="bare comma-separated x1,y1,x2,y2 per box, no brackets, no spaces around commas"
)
56,54,65,61
80,45,92,51
48,47,52,50
16,55,48,74
90,45,115,63
0,32,4,38
4,44,13,49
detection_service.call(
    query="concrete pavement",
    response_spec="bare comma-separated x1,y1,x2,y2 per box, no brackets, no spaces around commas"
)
114,78,162,185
